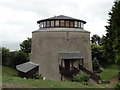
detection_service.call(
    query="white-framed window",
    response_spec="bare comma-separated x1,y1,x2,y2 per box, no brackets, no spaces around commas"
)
78,22,81,28
81,22,84,29
70,21,74,27
60,20,64,26
43,21,46,27
51,21,54,27
74,21,78,27
55,20,59,26
46,21,50,27
39,22,43,28
65,21,69,27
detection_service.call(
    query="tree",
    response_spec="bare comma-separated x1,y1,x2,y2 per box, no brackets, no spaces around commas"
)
1,47,10,66
104,1,120,64
20,38,32,55
91,44,106,66
13,50,29,66
1,47,29,68
91,34,107,66
92,57,102,73
91,34,101,45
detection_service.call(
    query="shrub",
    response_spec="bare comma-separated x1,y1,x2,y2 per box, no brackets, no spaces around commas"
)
13,50,29,66
115,84,120,90
92,57,103,73
73,71,90,84
2,47,10,66
32,73,43,79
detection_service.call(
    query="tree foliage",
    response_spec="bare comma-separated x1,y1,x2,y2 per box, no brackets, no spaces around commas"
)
73,71,90,84
91,1,120,66
91,43,106,66
92,57,102,73
1,47,29,68
20,38,32,55
104,1,120,64
91,34,107,67
1,38,31,68
2,47,10,66
13,50,29,66
91,34,101,45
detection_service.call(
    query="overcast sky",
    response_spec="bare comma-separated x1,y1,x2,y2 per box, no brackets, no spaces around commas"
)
0,0,115,51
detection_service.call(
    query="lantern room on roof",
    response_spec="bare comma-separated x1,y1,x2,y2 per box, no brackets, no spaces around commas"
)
37,15,86,29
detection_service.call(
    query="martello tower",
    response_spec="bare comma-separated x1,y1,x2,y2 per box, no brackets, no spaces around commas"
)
31,15,92,81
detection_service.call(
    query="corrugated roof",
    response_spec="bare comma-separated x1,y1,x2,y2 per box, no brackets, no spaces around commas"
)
58,52,84,59
16,62,39,73
37,15,86,24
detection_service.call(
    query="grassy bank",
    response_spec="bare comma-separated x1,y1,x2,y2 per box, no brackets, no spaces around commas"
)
100,65,118,80
1,65,119,88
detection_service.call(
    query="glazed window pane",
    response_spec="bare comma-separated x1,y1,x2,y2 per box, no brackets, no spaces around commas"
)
55,20,59,26
51,21,54,27
65,21,69,27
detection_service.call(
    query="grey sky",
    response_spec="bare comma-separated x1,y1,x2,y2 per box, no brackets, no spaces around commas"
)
0,0,115,51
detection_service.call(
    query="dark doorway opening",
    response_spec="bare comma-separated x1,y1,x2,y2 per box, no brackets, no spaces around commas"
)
64,59,70,71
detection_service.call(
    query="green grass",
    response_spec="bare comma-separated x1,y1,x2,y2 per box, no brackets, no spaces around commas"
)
0,65,2,89
100,65,118,80
1,65,119,88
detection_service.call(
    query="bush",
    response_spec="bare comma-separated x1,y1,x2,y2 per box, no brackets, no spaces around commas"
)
13,50,29,66
73,71,90,84
1,46,30,68
2,47,10,66
115,84,120,90
92,57,103,73
32,73,43,79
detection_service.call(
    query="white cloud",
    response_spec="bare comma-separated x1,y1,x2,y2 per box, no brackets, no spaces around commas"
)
0,0,115,50
0,7,39,42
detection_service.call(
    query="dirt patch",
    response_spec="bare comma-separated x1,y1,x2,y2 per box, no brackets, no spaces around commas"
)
109,76,119,85
103,76,120,88
2,84,35,88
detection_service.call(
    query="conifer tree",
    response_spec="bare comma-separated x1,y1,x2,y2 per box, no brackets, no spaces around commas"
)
104,1,120,64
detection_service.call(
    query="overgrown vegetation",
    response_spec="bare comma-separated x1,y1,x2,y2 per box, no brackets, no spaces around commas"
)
1,38,31,68
1,48,29,68
1,66,97,88
115,83,120,90
2,65,118,88
103,1,120,64
32,73,43,79
91,1,120,68
73,72,90,85
1,47,10,66
92,57,102,73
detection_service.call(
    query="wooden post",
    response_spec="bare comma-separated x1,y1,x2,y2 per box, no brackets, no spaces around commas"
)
82,58,84,67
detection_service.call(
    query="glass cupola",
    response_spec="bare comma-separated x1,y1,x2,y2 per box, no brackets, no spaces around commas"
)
37,15,86,29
